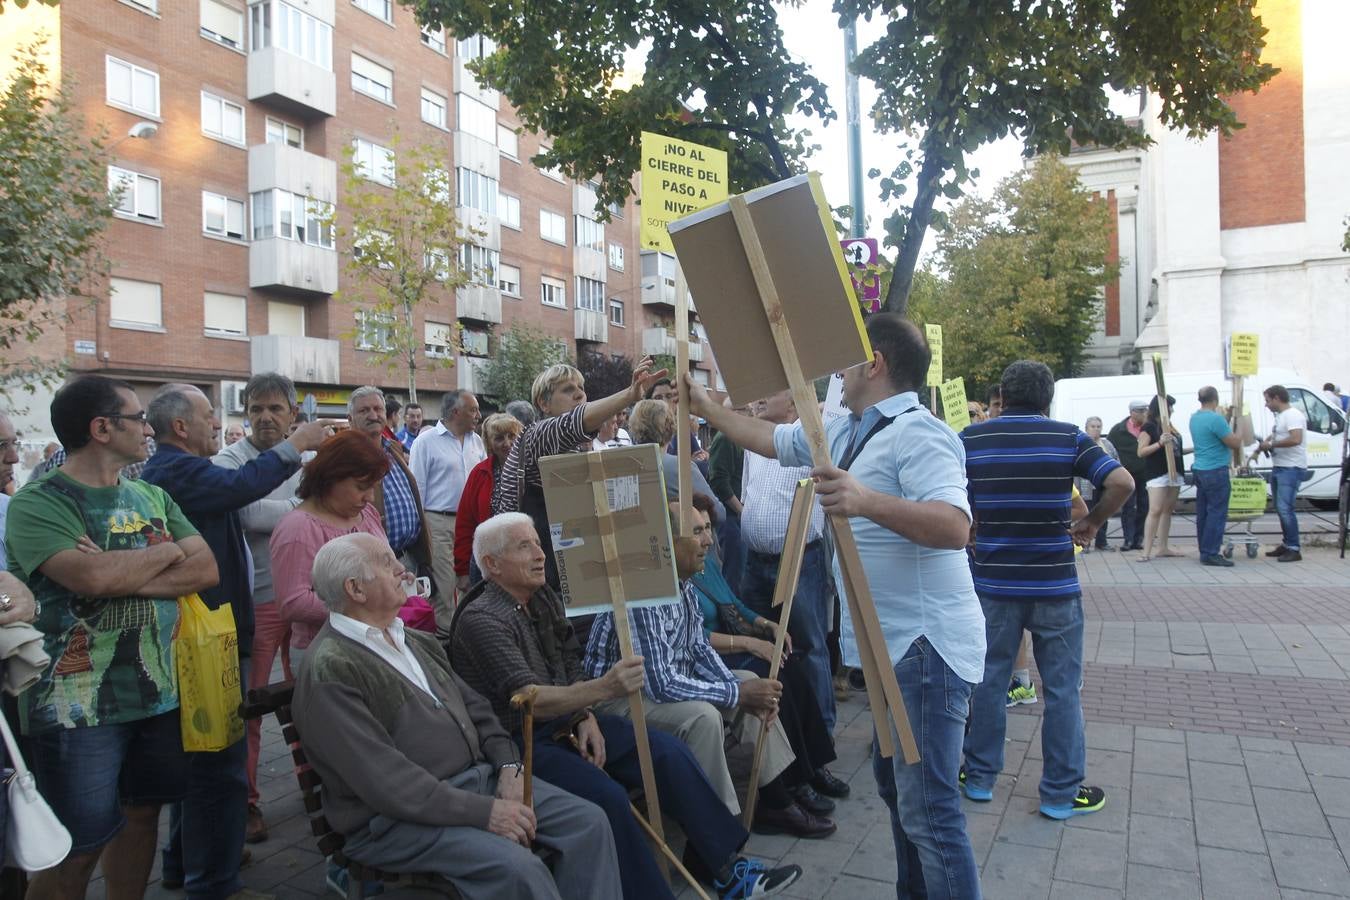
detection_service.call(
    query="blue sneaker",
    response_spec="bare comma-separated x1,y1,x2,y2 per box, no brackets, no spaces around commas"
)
962,781,994,802
325,860,385,898
1039,785,1106,820
713,857,802,898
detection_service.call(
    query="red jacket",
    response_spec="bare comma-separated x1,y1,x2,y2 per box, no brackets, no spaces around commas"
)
454,455,497,577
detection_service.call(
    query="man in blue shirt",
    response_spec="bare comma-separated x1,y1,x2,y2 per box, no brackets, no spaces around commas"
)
689,314,986,900
959,361,1133,822
1189,386,1245,567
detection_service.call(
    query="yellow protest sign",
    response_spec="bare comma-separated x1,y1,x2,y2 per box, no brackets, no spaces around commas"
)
925,324,943,387
1230,333,1259,376
940,377,970,431
1228,476,1268,517
640,132,728,252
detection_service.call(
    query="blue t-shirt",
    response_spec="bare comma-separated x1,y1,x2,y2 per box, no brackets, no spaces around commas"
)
1189,409,1233,471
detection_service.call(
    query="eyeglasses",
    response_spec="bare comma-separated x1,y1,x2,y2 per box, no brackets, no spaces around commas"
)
104,411,148,424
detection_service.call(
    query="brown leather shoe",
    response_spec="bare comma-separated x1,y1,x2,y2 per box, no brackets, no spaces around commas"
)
752,801,837,839
246,804,268,844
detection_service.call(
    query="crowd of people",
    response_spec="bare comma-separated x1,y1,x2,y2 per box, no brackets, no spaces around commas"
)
0,312,1313,900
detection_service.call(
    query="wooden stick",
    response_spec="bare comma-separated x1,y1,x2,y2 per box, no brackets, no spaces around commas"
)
743,479,815,828
509,687,539,808
1230,377,1246,469
586,453,667,870
727,194,917,763
675,260,693,537
1151,353,1177,482
930,385,938,415
628,803,712,900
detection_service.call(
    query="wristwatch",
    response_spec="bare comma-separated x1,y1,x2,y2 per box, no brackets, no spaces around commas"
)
498,762,524,778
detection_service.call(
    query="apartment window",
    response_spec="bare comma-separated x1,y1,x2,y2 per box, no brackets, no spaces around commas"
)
351,53,393,104
609,298,625,327
497,124,518,159
457,94,496,143
109,277,162,329
201,0,244,48
202,191,246,239
420,87,448,129
355,310,395,351
576,277,605,312
201,91,246,145
265,117,303,148
575,215,603,253
420,25,447,54
125,0,158,12
691,368,710,388
250,1,333,70
250,189,334,247
425,321,453,358
461,328,489,357
498,192,520,229
458,244,499,286
539,210,566,245
268,300,305,336
456,168,497,217
536,143,564,182
457,34,496,60
353,229,394,269
424,166,452,205
106,56,159,117
204,292,247,337
353,138,395,187
608,243,625,271
641,250,678,288
353,0,392,22
541,276,566,308
424,247,451,281
608,199,625,219
108,167,161,223
497,263,521,297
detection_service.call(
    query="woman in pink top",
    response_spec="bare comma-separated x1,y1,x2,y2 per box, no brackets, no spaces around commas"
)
271,430,390,657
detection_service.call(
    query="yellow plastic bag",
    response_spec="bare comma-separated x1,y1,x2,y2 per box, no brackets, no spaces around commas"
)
175,593,244,752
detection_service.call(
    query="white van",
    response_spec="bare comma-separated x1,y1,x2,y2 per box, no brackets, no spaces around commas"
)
1049,369,1346,505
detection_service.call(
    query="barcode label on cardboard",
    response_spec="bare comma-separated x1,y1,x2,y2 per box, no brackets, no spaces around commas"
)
603,475,641,512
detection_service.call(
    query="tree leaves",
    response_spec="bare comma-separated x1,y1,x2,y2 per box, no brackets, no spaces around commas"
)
476,324,573,407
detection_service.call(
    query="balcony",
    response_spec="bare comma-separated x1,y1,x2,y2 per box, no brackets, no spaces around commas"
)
453,59,499,107
247,46,336,118
575,307,608,344
248,143,336,203
249,238,338,295
457,355,490,394
456,284,503,324
250,334,339,384
642,327,704,362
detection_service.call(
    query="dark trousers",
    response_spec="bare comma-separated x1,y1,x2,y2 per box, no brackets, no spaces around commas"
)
1085,493,1110,549
723,653,837,787
529,713,747,900
1119,484,1149,547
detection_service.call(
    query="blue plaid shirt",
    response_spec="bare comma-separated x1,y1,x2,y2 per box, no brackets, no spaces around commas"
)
380,440,421,554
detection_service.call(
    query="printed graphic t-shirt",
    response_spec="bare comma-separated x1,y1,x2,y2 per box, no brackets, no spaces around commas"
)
5,470,198,734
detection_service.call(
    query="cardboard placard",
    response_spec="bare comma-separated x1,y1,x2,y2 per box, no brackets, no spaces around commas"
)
940,377,970,431
538,445,680,617
666,173,872,406
1229,333,1259,377
926,324,943,387
640,132,728,252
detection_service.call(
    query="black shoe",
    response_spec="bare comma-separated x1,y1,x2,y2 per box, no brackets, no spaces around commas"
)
752,801,837,839
1201,555,1235,567
789,782,835,815
714,857,803,898
1266,545,1287,557
810,766,850,798
1278,550,1303,562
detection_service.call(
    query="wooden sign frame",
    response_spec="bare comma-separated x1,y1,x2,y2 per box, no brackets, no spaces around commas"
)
1151,353,1178,481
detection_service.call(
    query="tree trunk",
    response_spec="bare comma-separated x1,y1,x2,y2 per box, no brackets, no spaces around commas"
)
403,293,418,405
883,152,946,317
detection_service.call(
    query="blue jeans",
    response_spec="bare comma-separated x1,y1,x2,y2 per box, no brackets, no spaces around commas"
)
743,541,836,733
964,595,1085,809
1271,466,1302,551
871,638,980,900
1192,468,1231,559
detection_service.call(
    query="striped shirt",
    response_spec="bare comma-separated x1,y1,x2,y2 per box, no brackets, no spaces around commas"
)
490,405,590,516
740,449,824,553
960,410,1120,601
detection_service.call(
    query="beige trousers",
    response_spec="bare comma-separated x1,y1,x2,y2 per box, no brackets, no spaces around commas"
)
424,511,458,633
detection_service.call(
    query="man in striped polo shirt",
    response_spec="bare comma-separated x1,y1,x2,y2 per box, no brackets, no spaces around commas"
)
959,360,1134,820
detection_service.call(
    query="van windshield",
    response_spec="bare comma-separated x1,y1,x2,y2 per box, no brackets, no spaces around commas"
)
1288,388,1344,435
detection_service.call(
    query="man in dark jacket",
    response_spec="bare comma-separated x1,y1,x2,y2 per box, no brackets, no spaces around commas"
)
141,383,328,900
1107,401,1151,550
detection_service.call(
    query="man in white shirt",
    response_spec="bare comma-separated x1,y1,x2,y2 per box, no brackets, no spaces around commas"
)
1260,385,1308,562
410,390,486,625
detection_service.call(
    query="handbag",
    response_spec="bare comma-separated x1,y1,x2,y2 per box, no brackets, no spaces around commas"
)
175,593,245,752
0,710,72,872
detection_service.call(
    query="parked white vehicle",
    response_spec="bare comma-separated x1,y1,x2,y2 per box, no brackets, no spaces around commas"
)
1049,369,1346,504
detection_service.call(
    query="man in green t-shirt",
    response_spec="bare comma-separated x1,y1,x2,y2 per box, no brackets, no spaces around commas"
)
1189,386,1245,567
5,375,218,900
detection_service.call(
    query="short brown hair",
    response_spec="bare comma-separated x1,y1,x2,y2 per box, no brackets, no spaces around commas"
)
297,429,390,500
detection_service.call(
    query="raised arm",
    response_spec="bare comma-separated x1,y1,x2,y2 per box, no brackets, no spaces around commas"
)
580,356,669,432
686,375,778,458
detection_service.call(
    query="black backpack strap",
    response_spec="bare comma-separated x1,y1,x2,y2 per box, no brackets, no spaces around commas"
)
839,406,924,471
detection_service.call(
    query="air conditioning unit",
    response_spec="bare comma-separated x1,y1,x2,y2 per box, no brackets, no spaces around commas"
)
221,381,248,415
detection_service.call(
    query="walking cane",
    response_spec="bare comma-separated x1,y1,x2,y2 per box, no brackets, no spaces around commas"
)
509,687,539,807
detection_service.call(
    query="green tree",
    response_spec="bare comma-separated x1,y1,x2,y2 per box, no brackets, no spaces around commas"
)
477,324,573,407
0,41,113,401
328,133,472,404
0,0,59,10
908,156,1118,391
577,351,634,402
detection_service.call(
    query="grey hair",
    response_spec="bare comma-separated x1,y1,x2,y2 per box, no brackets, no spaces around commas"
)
1198,385,1220,405
348,385,386,415
440,389,468,420
147,383,201,439
1000,361,1055,413
628,399,675,446
504,400,537,427
243,373,297,409
311,533,380,613
1085,416,1102,428
473,512,535,574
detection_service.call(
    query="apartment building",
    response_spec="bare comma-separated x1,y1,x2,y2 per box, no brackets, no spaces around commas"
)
2,0,718,434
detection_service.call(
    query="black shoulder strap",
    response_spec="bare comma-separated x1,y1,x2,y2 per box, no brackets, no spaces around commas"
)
839,406,924,471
